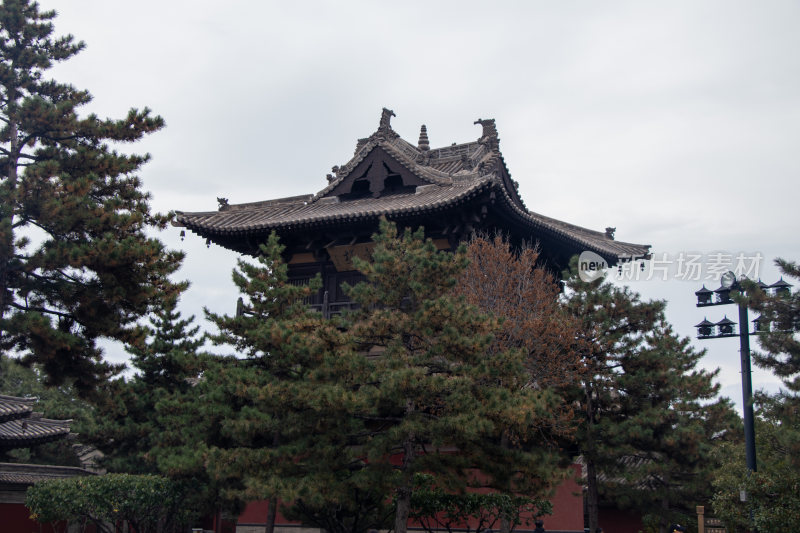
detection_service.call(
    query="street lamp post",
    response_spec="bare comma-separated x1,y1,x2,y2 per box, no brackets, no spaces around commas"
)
693,272,794,475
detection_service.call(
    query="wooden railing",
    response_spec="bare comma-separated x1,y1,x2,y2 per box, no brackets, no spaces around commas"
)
308,290,358,319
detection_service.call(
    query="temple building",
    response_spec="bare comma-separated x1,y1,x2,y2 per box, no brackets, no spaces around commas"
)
0,394,95,532
175,110,650,533
176,109,649,316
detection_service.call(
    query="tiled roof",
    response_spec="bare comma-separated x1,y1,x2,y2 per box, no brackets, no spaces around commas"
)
0,394,36,423
579,454,661,491
0,415,72,449
175,111,649,264
179,177,492,234
0,462,93,486
0,395,72,450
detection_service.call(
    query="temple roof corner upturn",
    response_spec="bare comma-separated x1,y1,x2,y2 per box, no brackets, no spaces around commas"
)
174,109,650,266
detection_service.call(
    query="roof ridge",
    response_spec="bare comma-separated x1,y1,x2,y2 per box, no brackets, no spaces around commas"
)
492,183,650,258
311,139,462,203
0,395,37,403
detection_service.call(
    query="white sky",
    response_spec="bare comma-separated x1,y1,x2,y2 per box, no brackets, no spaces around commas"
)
37,0,800,412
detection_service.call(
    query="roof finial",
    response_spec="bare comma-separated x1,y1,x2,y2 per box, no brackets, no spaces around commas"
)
379,107,396,131
418,124,430,151
474,118,499,150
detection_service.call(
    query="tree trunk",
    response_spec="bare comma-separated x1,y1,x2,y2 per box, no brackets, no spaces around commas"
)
266,432,280,533
499,432,511,533
659,495,669,533
265,496,278,533
0,115,19,320
586,458,599,533
394,484,411,533
500,516,511,533
393,435,415,533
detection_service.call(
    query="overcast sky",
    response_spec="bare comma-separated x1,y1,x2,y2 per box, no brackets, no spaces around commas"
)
37,1,800,411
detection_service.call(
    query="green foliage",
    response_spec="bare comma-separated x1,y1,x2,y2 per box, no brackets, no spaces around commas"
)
153,231,339,520
409,473,551,533
712,406,800,532
713,258,800,532
25,473,193,533
169,222,569,533
562,258,738,532
748,258,800,391
285,484,395,533
89,295,207,475
341,220,566,533
0,0,184,394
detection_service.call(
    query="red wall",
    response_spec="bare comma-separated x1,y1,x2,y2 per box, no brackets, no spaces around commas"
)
544,464,584,532
598,506,644,533
238,499,291,527
0,502,70,533
237,464,584,532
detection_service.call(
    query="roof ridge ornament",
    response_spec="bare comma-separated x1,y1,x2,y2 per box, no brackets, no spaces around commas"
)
371,108,399,142
418,124,430,151
377,107,396,134
474,118,499,150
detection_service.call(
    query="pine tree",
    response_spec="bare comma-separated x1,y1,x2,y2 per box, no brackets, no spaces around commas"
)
561,262,736,533
453,235,583,533
167,225,566,533
712,398,800,532
748,258,800,392
599,321,738,531
342,221,562,533
713,259,800,532
90,295,206,474
154,232,357,530
0,0,183,393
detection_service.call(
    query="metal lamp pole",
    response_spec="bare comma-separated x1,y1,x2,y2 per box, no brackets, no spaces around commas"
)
694,271,763,474
736,295,757,474
695,272,793,532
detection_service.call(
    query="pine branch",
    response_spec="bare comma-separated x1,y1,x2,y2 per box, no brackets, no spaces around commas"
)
9,300,73,319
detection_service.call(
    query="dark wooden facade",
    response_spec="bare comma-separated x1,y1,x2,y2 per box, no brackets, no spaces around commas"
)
176,109,649,315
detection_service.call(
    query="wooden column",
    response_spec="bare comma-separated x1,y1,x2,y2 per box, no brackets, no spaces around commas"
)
696,505,705,533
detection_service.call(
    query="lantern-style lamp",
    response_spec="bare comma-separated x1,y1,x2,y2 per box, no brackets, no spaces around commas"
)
716,316,736,336
715,285,733,304
752,315,769,333
695,318,716,338
695,286,714,306
770,277,792,297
